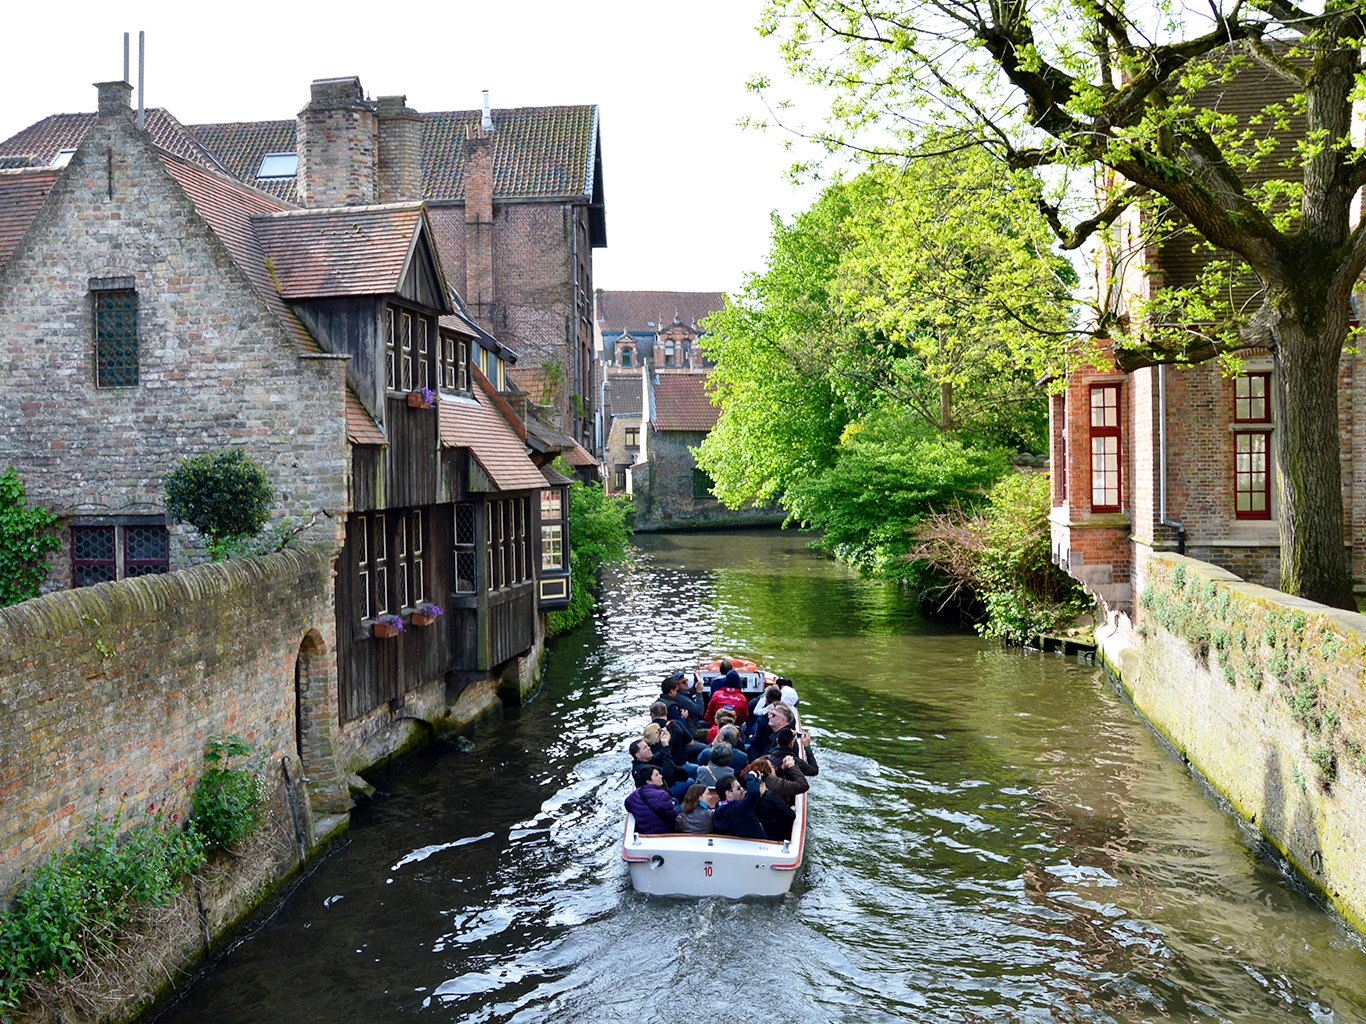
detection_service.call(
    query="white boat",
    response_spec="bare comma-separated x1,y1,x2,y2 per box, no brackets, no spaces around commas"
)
620,657,808,897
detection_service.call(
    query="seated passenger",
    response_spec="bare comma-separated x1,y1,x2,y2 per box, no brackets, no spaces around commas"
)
747,701,794,759
625,764,678,834
675,783,716,834
707,707,737,745
629,736,676,783
695,762,735,794
747,754,810,803
771,726,818,777
700,740,748,776
705,683,749,727
708,658,743,696
711,773,766,840
746,756,806,841
750,684,783,717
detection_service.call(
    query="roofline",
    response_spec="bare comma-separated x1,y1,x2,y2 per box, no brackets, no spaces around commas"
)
155,144,299,210
251,200,426,220
425,193,593,208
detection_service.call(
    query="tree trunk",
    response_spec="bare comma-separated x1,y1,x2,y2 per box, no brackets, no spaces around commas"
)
940,381,953,432
1273,316,1356,609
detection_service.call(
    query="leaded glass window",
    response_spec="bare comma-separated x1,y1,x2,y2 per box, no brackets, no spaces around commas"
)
95,290,138,387
73,526,117,587
124,526,169,577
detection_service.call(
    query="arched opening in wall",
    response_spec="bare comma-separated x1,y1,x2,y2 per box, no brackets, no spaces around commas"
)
294,629,332,781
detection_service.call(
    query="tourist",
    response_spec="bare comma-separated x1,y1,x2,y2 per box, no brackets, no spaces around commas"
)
675,783,715,834
705,679,748,726
712,773,765,840
707,707,737,745
771,726,818,777
701,740,748,776
708,658,743,696
747,701,794,758
629,735,676,783
625,764,677,834
746,755,805,841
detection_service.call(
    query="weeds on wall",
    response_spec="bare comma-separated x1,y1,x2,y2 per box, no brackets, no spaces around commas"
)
0,738,266,1020
1138,564,1365,788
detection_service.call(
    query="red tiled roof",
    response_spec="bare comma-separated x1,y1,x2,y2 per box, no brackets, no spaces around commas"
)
507,366,557,408
652,370,719,432
251,204,429,299
158,150,321,354
438,377,545,491
0,168,59,269
0,109,231,175
596,290,725,333
565,440,597,467
346,388,385,446
189,120,298,203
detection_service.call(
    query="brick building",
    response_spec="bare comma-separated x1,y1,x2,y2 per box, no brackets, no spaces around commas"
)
1049,58,1366,617
595,289,723,371
3,79,606,449
0,79,574,774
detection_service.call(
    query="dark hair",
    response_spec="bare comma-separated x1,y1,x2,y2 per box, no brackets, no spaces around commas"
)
722,775,744,798
661,676,680,695
634,763,661,788
775,726,795,748
765,685,781,704
629,738,650,759
650,701,668,719
681,784,707,813
749,756,774,776
719,659,733,673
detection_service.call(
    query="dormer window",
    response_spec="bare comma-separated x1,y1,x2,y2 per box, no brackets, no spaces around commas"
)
52,148,76,169
256,152,298,180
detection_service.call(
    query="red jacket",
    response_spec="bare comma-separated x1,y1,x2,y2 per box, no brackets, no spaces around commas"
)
705,688,749,726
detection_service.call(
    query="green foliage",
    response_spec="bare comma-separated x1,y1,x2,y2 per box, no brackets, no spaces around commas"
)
0,467,60,607
1308,744,1336,784
0,801,204,1016
164,449,273,556
783,409,1009,577
910,471,1093,642
189,736,265,848
545,475,632,638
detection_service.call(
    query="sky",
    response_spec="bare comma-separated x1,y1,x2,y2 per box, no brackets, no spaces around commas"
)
0,0,827,295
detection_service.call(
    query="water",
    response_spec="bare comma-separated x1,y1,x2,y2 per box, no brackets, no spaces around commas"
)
156,529,1366,1024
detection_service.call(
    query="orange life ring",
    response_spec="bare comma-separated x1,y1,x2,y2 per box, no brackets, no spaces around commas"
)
705,656,759,674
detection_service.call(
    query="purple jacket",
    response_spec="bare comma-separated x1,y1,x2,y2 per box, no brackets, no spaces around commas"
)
625,784,677,834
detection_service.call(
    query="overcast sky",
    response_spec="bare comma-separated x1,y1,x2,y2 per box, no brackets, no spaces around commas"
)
0,0,825,296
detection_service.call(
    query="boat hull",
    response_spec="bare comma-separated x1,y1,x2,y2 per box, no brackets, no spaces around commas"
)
621,791,806,898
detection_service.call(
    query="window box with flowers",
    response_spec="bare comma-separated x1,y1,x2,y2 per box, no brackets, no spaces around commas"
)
407,387,437,410
411,601,444,627
372,613,405,639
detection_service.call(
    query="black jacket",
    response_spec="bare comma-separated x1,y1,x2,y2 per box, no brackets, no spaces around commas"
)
712,775,765,840
755,791,797,842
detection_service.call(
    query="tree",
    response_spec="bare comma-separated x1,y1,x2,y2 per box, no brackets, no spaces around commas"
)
759,0,1366,608
0,467,60,606
545,475,632,637
163,449,273,557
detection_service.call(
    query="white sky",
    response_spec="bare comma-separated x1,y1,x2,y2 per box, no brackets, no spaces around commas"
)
0,0,825,296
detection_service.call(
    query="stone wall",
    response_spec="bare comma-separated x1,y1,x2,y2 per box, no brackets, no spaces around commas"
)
1099,550,1366,929
634,428,783,530
0,548,349,898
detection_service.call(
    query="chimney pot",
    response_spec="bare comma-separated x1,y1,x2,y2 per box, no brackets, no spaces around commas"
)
95,80,134,117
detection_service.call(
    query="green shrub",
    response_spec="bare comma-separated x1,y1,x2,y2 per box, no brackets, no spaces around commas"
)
545,473,632,638
164,449,273,558
0,468,60,607
1308,745,1336,783
189,736,266,847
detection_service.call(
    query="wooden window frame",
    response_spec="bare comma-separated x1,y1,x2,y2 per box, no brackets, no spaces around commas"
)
374,513,389,614
1089,384,1121,513
384,308,396,391
1234,372,1271,424
412,509,424,604
397,512,410,610
356,515,370,621
541,524,564,571
454,502,476,593
419,319,431,392
400,312,413,393
624,427,639,450
1234,430,1272,520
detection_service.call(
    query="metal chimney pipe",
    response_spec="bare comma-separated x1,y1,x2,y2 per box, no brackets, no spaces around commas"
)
481,90,492,134
137,31,145,130
123,33,129,84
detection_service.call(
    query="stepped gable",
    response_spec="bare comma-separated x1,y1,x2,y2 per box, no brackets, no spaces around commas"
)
651,370,718,432
190,120,298,203
0,168,60,269
0,108,229,174
251,203,428,299
597,290,725,333
439,371,546,491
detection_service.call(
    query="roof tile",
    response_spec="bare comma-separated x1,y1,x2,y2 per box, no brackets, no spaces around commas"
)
346,387,385,446
0,109,233,175
439,377,545,491
652,370,719,432
596,290,725,333
251,204,428,299
0,168,59,269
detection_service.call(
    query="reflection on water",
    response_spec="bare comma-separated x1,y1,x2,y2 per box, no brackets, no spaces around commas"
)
156,529,1366,1024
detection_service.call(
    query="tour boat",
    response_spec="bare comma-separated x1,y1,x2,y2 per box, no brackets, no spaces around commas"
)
621,657,808,898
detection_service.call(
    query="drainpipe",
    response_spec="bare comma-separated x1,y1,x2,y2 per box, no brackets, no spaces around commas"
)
1158,364,1186,555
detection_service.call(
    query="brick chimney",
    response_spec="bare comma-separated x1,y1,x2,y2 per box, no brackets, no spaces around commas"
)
95,81,133,118
297,77,377,208
376,95,423,202
463,126,495,324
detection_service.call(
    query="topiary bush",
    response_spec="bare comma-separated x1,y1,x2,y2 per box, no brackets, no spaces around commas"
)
0,467,60,607
164,449,272,559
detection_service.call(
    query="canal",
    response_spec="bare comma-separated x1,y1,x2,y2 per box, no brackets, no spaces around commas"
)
156,529,1366,1023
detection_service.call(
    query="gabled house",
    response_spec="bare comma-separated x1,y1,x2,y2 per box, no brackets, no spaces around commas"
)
0,79,570,775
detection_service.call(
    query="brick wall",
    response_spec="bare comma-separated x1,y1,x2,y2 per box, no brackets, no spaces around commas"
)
0,548,349,899
0,90,349,589
634,428,781,529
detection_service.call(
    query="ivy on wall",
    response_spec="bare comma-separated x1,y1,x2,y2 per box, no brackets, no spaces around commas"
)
1139,562,1366,789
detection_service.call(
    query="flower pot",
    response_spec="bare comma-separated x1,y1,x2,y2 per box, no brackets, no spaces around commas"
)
407,392,432,409
372,621,401,638
411,612,438,627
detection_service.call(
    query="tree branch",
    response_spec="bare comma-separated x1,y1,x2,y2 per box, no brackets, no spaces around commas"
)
1036,183,1144,250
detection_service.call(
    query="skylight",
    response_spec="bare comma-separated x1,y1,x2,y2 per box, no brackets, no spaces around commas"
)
51,149,76,169
256,152,298,180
